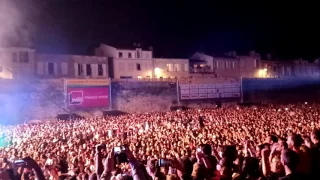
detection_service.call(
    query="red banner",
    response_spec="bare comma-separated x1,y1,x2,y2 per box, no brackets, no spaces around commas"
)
65,79,110,109
67,87,109,109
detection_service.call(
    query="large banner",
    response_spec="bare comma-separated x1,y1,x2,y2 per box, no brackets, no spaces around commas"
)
179,82,241,100
65,79,110,109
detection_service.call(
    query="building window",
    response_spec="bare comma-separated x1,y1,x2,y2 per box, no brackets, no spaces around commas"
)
98,64,103,76
136,63,141,71
128,53,132,58
119,52,123,58
12,52,17,63
78,64,83,76
17,51,29,63
215,61,219,69
173,64,179,71
225,61,229,69
86,64,92,76
137,51,141,58
232,62,235,69
48,63,54,75
23,52,29,63
19,52,24,63
287,67,291,75
167,64,173,71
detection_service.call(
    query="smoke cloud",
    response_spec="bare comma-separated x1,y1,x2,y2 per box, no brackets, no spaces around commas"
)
0,0,37,48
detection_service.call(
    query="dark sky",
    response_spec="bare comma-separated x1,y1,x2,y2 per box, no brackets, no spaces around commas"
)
13,0,320,59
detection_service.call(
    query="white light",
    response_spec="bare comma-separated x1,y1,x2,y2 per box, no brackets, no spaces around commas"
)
154,68,161,73
285,108,288,111
258,69,268,78
154,68,161,77
305,102,308,105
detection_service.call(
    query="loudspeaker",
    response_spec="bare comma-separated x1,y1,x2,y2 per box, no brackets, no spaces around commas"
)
103,110,127,116
57,114,70,120
56,114,83,120
170,106,189,111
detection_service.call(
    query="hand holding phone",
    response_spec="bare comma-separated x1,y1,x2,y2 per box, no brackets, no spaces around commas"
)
104,148,114,173
158,159,171,167
196,150,205,163
16,157,39,169
114,145,129,164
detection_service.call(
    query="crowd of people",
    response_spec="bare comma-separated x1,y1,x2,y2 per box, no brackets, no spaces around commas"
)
0,103,320,180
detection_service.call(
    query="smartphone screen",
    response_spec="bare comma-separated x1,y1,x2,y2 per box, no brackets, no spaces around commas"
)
114,147,121,154
197,148,202,152
114,147,128,164
15,160,25,166
159,159,170,167
159,159,164,166
46,159,53,165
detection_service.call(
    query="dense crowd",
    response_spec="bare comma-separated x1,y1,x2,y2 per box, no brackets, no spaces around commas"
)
0,103,320,180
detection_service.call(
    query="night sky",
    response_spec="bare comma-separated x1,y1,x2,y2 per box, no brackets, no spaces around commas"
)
4,0,320,59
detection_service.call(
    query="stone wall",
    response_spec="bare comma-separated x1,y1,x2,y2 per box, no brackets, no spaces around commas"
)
111,81,239,113
111,82,177,113
0,79,242,125
0,80,180,124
